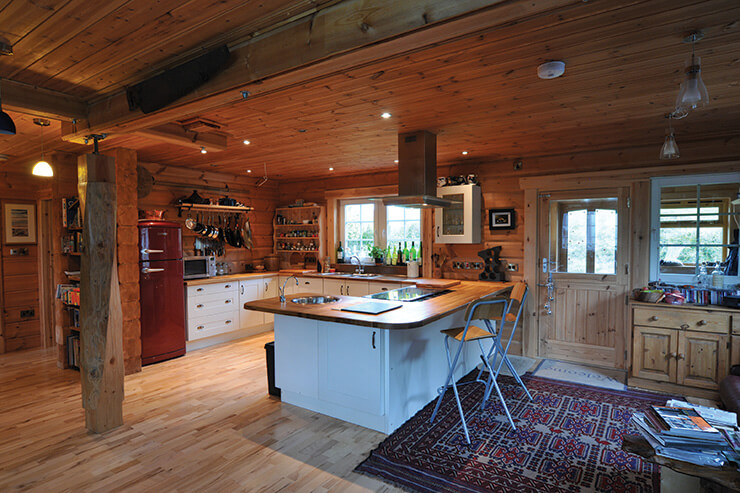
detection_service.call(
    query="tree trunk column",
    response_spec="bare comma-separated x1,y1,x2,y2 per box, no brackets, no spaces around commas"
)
77,153,124,433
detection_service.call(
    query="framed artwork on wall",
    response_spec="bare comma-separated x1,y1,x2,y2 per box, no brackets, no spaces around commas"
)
3,203,37,244
489,208,515,230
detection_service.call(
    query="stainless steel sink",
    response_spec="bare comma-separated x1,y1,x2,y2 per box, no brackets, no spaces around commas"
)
291,295,340,305
344,273,380,278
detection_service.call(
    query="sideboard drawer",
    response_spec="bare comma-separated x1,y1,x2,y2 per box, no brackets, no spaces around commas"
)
633,307,729,334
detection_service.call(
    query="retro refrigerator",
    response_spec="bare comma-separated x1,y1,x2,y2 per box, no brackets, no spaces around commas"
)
138,220,186,365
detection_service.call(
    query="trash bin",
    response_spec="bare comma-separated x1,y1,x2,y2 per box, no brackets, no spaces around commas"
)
264,341,281,397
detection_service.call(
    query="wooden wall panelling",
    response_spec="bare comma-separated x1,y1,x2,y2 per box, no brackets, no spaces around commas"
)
522,188,538,358
0,202,41,352
138,162,280,273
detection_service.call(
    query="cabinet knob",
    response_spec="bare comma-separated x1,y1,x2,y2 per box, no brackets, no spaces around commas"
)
677,353,685,360
680,323,689,330
197,288,204,292
225,299,232,304
225,320,232,325
697,320,708,326
668,352,677,359
225,284,232,289
196,304,204,308
649,316,659,322
196,325,204,330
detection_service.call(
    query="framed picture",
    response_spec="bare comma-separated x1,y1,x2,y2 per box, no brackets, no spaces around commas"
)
489,208,515,230
3,203,37,244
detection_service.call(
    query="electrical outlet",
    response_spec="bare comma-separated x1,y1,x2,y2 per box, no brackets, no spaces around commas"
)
506,263,519,272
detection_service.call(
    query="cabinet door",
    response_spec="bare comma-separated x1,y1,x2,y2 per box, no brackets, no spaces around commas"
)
262,277,279,324
323,279,344,296
275,316,319,398
344,280,369,297
632,326,677,382
318,322,383,414
677,331,729,390
297,276,322,293
239,280,263,330
368,282,403,294
434,184,481,244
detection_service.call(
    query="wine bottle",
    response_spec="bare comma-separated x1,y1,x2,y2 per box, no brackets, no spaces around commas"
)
402,241,409,263
397,242,404,265
336,241,344,263
410,241,416,262
391,245,397,265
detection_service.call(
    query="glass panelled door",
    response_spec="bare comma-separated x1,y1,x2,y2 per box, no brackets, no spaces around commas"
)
537,188,630,369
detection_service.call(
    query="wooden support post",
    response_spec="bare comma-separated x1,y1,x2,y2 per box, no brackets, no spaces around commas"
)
77,153,124,433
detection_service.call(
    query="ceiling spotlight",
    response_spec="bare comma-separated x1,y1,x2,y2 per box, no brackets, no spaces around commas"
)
247,169,252,173
394,159,399,164
461,151,469,155
537,60,566,79
200,146,207,154
243,139,251,145
380,112,392,119
329,167,334,171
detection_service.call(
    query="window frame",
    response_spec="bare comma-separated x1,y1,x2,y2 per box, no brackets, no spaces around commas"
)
650,172,740,285
338,198,423,261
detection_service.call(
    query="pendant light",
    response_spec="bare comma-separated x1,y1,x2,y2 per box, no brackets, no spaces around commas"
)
675,31,709,116
0,79,16,135
32,118,53,177
659,113,680,160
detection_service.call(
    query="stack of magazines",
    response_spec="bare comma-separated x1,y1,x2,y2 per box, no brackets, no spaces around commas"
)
630,402,740,467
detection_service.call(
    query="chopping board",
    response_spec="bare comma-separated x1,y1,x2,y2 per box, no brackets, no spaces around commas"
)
413,278,461,289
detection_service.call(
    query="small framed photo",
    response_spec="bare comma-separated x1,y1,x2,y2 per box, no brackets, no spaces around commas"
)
489,208,515,230
4,203,37,244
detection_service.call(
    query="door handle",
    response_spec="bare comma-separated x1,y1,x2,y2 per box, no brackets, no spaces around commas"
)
677,353,685,360
196,287,204,292
142,267,165,273
225,320,232,325
340,285,343,295
225,299,232,304
141,249,164,254
347,285,350,296
372,331,376,349
225,284,232,289
436,226,440,238
381,287,388,291
196,325,204,330
265,282,268,292
680,323,689,330
241,285,244,295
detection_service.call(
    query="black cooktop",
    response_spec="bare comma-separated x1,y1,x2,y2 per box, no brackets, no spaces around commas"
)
365,286,452,302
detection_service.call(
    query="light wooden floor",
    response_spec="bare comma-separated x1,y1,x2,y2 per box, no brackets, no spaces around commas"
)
0,332,402,492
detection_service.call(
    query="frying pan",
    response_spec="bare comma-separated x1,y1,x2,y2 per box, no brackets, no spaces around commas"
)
193,213,205,233
185,212,196,230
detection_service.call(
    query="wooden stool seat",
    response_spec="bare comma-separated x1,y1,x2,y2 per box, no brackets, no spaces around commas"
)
441,325,495,342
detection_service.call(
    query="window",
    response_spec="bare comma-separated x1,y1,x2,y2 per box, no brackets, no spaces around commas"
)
650,173,739,283
549,197,618,275
339,200,422,259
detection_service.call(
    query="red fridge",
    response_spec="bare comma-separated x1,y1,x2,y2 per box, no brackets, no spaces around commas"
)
139,221,186,365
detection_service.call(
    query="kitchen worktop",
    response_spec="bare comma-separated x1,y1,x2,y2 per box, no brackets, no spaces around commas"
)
243,281,512,329
185,269,461,288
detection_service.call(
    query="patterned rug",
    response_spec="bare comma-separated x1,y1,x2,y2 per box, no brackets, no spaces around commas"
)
532,359,626,390
356,373,667,493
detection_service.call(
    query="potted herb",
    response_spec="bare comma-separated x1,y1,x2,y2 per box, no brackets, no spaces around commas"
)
368,245,384,264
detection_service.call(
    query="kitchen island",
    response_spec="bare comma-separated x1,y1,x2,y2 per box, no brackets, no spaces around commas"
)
244,281,511,433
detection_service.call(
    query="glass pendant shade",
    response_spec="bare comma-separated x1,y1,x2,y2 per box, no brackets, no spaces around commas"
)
32,160,54,177
675,55,709,114
659,133,680,160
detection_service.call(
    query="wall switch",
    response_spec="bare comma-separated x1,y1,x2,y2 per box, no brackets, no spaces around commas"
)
506,263,519,272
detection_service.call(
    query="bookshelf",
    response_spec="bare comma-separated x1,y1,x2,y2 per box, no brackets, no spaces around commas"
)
59,197,82,371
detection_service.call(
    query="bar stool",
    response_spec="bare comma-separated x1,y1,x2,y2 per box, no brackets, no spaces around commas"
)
430,282,531,445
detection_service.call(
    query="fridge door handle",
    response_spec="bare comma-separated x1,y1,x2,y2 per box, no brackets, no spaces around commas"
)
142,267,165,273
141,249,164,254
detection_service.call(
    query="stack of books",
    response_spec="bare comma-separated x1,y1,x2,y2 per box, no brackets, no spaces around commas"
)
631,402,740,466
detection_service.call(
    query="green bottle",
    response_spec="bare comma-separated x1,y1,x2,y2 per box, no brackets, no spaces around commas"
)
403,241,409,263
410,241,417,262
418,242,422,266
391,245,397,266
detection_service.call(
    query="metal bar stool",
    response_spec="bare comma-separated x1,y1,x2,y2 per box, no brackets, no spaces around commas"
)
429,288,511,445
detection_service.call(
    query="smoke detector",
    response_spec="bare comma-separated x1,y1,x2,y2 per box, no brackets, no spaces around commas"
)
537,61,566,79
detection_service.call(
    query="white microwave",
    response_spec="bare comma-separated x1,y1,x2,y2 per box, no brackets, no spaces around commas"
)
183,256,216,279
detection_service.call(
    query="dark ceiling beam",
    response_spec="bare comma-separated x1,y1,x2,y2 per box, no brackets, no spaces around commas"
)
1,79,87,121
61,0,582,142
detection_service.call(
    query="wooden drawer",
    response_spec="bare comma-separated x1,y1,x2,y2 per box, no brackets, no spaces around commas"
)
297,276,322,292
187,291,238,317
187,309,240,341
187,281,238,298
633,307,730,334
368,282,403,294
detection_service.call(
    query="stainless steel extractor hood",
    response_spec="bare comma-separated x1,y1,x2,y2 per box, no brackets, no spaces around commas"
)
382,130,454,208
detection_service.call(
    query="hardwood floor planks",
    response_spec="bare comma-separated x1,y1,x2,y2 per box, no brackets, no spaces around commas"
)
0,331,400,492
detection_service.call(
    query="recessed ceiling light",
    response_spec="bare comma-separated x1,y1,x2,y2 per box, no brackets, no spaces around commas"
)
200,146,207,154
394,159,399,164
537,60,566,79
461,151,469,155
247,169,252,173
243,139,251,145
381,112,392,119
329,167,334,171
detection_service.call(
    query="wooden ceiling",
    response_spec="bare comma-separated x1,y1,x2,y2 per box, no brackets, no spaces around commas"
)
1,0,740,180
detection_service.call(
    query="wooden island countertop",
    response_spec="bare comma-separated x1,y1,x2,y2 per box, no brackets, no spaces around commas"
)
243,281,512,329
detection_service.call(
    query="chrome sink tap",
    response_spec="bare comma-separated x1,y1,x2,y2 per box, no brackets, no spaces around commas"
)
349,255,364,274
279,275,299,302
